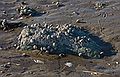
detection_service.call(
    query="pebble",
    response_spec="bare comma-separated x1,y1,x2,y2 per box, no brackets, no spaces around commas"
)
65,62,73,67
33,45,37,49
0,47,2,50
0,71,5,73
22,53,28,57
16,46,20,50
16,63,21,66
34,60,44,64
58,53,65,58
19,17,24,20
2,11,6,15
7,62,11,65
76,19,81,23
56,2,60,5
115,62,119,65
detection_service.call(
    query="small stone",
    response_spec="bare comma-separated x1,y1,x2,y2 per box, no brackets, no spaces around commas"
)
16,63,20,66
45,50,49,53
115,62,119,65
58,53,65,58
100,52,104,54
65,62,73,67
0,47,2,50
19,17,24,20
16,46,20,50
56,2,59,5
78,53,82,56
0,71,5,73
107,63,111,66
52,43,56,47
7,62,11,65
22,53,28,57
11,17,14,20
34,60,44,64
76,19,81,23
14,44,17,47
52,1,55,4
21,1,27,5
91,72,98,75
33,45,37,49
30,39,34,43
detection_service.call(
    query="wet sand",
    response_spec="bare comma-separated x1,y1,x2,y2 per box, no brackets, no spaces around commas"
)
0,0,120,77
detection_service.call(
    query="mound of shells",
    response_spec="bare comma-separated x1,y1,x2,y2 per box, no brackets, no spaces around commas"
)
17,23,104,58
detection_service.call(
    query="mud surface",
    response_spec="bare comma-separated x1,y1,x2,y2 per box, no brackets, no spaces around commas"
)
0,0,120,77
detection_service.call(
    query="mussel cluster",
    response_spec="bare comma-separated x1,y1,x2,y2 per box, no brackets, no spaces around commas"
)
17,23,104,58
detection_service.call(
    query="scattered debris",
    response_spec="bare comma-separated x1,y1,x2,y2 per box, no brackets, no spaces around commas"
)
94,2,107,10
0,63,11,68
17,23,113,58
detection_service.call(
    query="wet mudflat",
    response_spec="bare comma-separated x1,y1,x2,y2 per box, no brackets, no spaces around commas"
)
0,0,120,77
